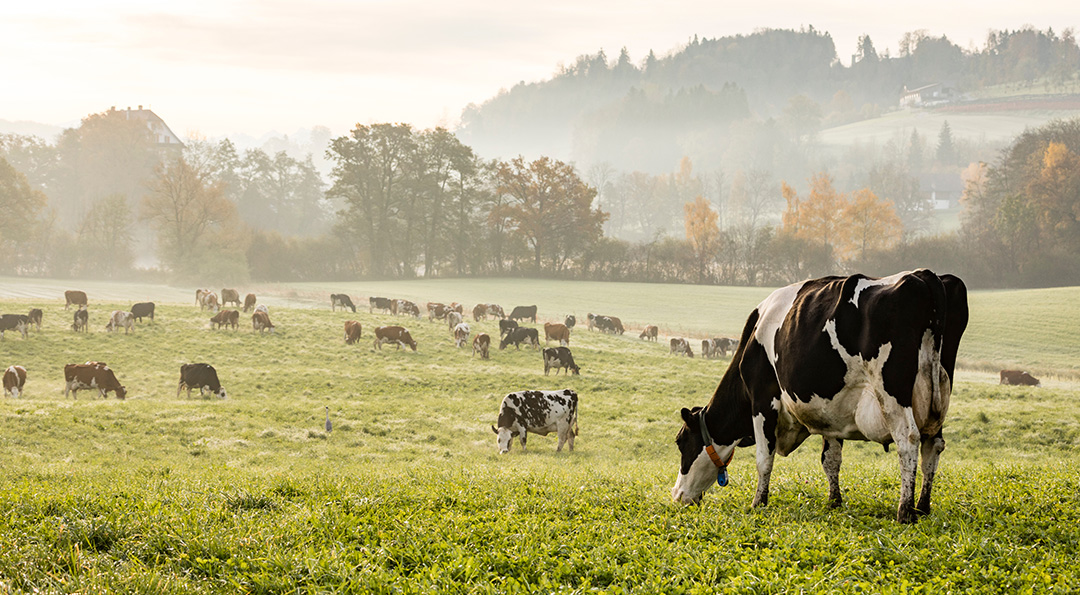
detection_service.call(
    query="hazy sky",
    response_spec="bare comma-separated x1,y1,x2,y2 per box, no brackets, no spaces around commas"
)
2,0,1075,139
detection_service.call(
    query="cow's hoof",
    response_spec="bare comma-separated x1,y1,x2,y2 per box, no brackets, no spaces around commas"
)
897,508,917,524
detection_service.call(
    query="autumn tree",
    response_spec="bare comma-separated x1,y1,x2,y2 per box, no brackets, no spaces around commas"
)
683,196,721,282
841,188,902,260
1027,141,1080,250
0,156,47,271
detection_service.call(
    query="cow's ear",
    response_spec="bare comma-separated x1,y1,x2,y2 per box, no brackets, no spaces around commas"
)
680,407,694,425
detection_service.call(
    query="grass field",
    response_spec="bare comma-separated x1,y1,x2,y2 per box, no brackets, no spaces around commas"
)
1,278,1078,592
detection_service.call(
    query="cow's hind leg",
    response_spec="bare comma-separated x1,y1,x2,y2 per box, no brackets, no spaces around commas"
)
556,422,568,452
916,430,945,516
892,410,921,523
821,437,844,508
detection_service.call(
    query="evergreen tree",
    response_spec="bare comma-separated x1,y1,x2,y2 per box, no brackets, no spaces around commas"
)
936,120,956,166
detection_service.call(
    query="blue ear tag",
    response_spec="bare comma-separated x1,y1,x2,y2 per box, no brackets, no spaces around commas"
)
717,468,729,487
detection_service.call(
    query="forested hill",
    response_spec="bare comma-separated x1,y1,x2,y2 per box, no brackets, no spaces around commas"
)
456,27,1080,174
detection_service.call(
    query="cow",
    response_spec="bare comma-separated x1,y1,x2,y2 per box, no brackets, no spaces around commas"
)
202,292,220,313
491,389,578,454
65,290,87,310
544,322,570,346
130,302,155,323
500,327,540,350
0,314,29,340
331,294,357,313
64,362,127,400
449,302,464,315
509,305,537,323
177,363,226,399
587,313,596,331
397,300,421,318
195,288,210,305
72,307,88,332
105,310,135,334
670,337,694,358
454,322,471,348
243,293,257,312
344,320,363,344
565,315,576,330
607,316,625,335
543,347,580,376
252,310,275,333
4,365,27,398
1000,369,1040,386
671,270,969,524
472,303,486,321
27,308,43,331
640,325,659,341
499,318,519,338
473,333,491,359
447,311,464,331
427,302,450,321
594,316,616,333
486,304,505,319
369,296,394,314
210,309,240,330
221,289,241,307
373,326,417,351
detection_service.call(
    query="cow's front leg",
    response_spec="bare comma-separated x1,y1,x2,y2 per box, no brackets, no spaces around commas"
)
556,422,568,452
893,412,921,523
519,433,527,451
821,437,844,508
752,413,775,507
916,430,945,516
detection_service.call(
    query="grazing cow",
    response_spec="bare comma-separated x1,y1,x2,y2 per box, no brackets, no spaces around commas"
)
65,290,87,310
544,322,570,346
210,309,240,330
373,325,417,351
701,338,737,359
0,314,29,340
640,325,659,341
472,303,486,321
500,327,540,350
449,302,464,315
221,289,241,307
473,333,491,359
105,310,135,334
243,293,257,312
447,311,464,331
509,305,538,323
177,363,226,399
202,292,220,313
670,337,694,358
454,323,471,348
64,362,127,400
564,315,576,329
397,300,421,318
543,346,580,376
427,302,450,321
252,310,275,333
486,304,506,319
195,288,210,305
671,270,969,524
594,316,618,334
607,316,625,335
4,365,27,398
344,320,363,344
499,318,519,337
72,307,88,332
492,389,578,453
1000,369,1040,386
331,294,357,312
27,308,43,331
130,302,155,323
369,296,394,314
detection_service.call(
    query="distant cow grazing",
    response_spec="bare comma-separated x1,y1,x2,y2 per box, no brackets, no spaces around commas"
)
221,289,241,307
1000,369,1040,386
177,363,226,399
130,302,155,323
64,362,126,400
373,326,417,351
105,311,135,334
331,294,356,312
369,296,394,314
587,313,596,331
252,311,275,334
499,319,519,338
195,288,210,305
344,320,363,344
202,292,220,312
640,325,659,341
543,346,580,376
500,327,539,350
4,365,27,398
509,305,537,323
472,303,486,321
72,307,88,332
544,322,570,346
492,389,578,454
427,302,450,321
27,309,43,331
210,309,240,330
449,302,464,315
701,337,738,359
565,315,576,329
65,290,87,310
397,300,421,318
473,333,491,359
0,314,30,340
447,311,464,331
243,293,257,312
594,315,624,334
669,337,694,358
454,322,471,348
474,303,504,321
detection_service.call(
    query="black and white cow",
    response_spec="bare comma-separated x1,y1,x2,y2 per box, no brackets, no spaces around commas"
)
508,305,537,323
542,346,580,376
672,270,968,523
491,389,579,454
177,363,227,399
499,327,539,350
0,314,29,340
499,318,519,337
331,294,357,313
369,296,394,314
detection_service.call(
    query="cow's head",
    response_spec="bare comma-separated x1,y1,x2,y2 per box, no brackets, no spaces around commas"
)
671,407,735,505
491,425,517,454
115,386,127,400
570,364,580,375
216,387,227,399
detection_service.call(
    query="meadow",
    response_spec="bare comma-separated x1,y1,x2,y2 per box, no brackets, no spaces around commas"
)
0,278,1078,593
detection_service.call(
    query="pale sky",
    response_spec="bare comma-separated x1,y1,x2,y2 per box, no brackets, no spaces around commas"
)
1,0,1076,139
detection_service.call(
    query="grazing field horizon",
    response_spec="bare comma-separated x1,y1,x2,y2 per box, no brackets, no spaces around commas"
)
1,276,1078,592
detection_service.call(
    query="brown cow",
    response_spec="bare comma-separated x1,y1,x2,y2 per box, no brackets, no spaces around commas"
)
427,302,450,321
669,337,694,358
544,322,571,346
473,333,490,359
210,309,240,330
449,302,464,314
252,310,275,334
65,290,87,310
1000,369,1040,386
374,325,417,351
105,310,135,334
344,320,363,344
196,288,209,305
454,322,471,348
221,288,241,307
27,308,43,331
4,365,27,398
640,325,659,341
244,293,257,312
472,303,486,321
64,362,126,399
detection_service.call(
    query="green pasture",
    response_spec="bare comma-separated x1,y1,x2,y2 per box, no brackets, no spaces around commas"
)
0,280,1078,592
